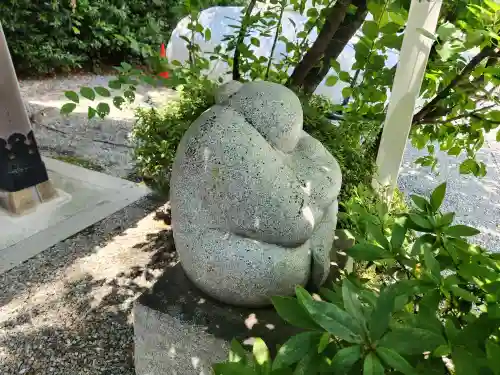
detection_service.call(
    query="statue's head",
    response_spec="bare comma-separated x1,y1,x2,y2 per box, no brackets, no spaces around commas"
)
216,81,303,153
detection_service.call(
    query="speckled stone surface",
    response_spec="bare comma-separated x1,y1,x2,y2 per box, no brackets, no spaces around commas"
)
170,81,342,306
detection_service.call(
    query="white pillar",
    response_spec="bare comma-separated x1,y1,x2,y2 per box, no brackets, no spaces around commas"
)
374,0,443,198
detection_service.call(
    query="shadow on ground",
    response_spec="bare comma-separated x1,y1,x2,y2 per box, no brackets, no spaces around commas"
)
0,197,176,375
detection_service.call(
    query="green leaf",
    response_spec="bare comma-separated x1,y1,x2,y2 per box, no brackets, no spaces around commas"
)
378,34,402,49
363,353,384,375
96,102,110,118
411,234,434,256
448,146,461,156
113,96,126,110
272,332,320,370
339,71,350,82
108,80,122,90
459,159,478,174
293,351,317,375
330,60,341,72
330,345,362,374
408,214,433,230
433,344,451,357
296,286,362,343
95,86,111,97
380,22,401,34
445,225,480,237
213,362,257,375
251,37,260,47
486,339,500,375
410,195,430,211
423,246,441,282
342,87,352,99
271,296,319,330
60,103,77,115
391,216,407,250
342,279,365,325
253,338,269,367
388,11,406,26
347,242,392,261
325,76,338,87
376,347,418,375
366,222,390,250
205,28,212,41
120,62,132,71
320,287,343,306
437,212,455,228
369,286,396,341
436,22,458,41
452,347,481,375
362,20,379,40
87,107,97,119
318,333,330,354
449,285,477,302
430,182,447,212
64,91,79,103
80,87,95,101
229,339,247,363
379,328,446,355
306,7,318,18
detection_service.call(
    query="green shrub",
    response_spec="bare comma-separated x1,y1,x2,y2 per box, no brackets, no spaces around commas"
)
213,182,500,375
302,95,379,203
1,0,241,76
131,78,217,193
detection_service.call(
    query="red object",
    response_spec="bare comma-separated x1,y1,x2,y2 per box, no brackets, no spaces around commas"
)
159,43,169,79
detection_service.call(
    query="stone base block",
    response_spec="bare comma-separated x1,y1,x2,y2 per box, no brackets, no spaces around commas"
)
0,180,57,215
133,264,301,375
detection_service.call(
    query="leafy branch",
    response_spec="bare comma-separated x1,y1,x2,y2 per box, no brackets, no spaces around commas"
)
412,46,499,125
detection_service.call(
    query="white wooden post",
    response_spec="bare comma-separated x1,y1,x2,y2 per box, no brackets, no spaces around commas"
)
373,0,443,198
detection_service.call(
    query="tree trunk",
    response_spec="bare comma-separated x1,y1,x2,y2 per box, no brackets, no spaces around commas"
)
287,0,352,89
303,0,368,94
233,0,257,81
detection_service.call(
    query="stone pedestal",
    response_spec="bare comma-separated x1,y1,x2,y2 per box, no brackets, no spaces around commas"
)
133,264,301,375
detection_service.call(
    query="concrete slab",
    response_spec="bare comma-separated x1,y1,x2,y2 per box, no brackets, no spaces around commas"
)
0,157,150,275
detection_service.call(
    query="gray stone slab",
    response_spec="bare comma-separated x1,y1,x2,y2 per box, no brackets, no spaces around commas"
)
133,264,301,375
0,157,150,275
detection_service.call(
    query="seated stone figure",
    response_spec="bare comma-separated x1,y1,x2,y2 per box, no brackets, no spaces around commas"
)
170,81,342,307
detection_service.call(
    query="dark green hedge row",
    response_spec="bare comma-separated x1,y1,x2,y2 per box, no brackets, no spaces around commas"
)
0,0,238,76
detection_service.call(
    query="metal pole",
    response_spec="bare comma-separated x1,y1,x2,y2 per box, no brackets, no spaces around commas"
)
0,22,56,214
373,0,443,199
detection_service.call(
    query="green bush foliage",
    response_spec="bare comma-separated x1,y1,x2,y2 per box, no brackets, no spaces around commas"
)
131,78,217,193
303,95,379,203
0,0,239,76
213,183,500,375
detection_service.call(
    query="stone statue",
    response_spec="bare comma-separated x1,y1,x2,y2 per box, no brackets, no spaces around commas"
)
170,81,342,307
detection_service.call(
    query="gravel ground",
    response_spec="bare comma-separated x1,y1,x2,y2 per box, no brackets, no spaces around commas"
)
19,74,176,178
0,197,175,375
0,75,498,374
